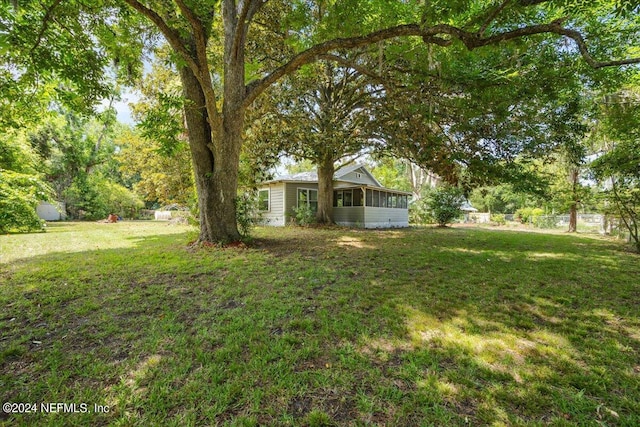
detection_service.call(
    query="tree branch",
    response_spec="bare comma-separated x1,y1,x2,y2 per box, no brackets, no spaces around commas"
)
29,0,63,56
244,19,640,108
478,0,512,36
174,0,208,73
174,0,221,127
244,24,426,107
316,54,391,92
556,27,640,68
231,0,267,67
239,0,267,28
125,0,221,129
122,0,198,73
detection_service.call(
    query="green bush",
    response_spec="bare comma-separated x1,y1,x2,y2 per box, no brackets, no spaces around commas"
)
0,170,50,233
515,207,544,224
409,199,435,224
533,215,558,228
64,174,143,220
490,213,506,225
235,192,261,238
292,204,315,226
427,186,465,227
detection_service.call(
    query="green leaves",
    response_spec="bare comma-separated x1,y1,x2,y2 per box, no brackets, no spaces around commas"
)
0,169,51,233
425,186,465,227
139,92,186,157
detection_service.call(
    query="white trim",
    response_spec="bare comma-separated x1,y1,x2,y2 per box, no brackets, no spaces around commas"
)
258,188,270,212
296,187,318,209
282,183,287,217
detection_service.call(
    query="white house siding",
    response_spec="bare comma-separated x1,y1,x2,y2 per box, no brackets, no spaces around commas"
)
259,183,286,226
333,207,365,227
364,207,409,228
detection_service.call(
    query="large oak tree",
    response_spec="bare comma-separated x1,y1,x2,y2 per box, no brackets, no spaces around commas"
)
3,0,639,242
256,61,381,223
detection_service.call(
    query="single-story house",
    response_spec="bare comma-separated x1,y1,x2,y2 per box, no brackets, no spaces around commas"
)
257,164,411,228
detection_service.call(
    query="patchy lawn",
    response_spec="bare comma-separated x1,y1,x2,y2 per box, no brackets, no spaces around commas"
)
1,222,638,426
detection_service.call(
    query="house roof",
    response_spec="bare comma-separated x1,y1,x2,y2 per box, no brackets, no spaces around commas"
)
264,163,383,187
267,170,319,183
333,163,383,187
460,201,478,212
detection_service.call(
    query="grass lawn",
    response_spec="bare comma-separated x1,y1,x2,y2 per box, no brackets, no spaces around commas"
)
1,222,639,426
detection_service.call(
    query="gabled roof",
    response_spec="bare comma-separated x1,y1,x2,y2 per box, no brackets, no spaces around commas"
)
264,163,382,186
333,163,383,187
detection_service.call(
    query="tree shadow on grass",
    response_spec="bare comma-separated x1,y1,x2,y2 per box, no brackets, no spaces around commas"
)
255,226,639,424
0,226,638,425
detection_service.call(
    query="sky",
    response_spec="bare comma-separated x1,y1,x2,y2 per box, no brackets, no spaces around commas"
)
113,94,136,125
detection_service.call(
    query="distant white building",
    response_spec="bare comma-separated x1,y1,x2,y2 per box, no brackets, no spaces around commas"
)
36,202,65,221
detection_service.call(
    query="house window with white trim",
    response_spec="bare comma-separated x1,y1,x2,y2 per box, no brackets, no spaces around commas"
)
297,188,318,212
258,189,270,211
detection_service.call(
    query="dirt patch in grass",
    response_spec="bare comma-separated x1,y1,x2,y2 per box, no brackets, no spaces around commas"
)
288,396,313,419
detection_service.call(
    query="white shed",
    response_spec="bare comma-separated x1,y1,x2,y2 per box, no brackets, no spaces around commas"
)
36,202,65,221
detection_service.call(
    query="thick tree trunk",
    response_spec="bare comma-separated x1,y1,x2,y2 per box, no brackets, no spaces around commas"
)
180,66,241,243
316,157,335,224
568,168,578,233
568,202,577,232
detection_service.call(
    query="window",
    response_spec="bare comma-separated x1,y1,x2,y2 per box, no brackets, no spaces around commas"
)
353,189,363,206
343,190,352,207
298,188,318,212
366,189,372,206
380,191,387,208
355,172,362,178
391,194,397,208
333,190,343,207
258,189,269,211
373,190,379,207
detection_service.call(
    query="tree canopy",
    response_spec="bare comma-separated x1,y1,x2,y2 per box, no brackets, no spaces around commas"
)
2,0,640,241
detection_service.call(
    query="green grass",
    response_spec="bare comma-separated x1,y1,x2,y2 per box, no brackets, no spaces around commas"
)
1,222,639,426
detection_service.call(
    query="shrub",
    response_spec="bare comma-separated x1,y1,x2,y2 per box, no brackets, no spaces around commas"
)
0,170,50,233
64,174,143,220
104,181,144,219
409,199,435,224
490,213,506,225
235,192,261,238
515,207,544,224
292,204,315,226
533,214,559,228
427,186,464,227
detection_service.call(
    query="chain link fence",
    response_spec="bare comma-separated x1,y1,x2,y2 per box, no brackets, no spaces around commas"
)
505,213,630,239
